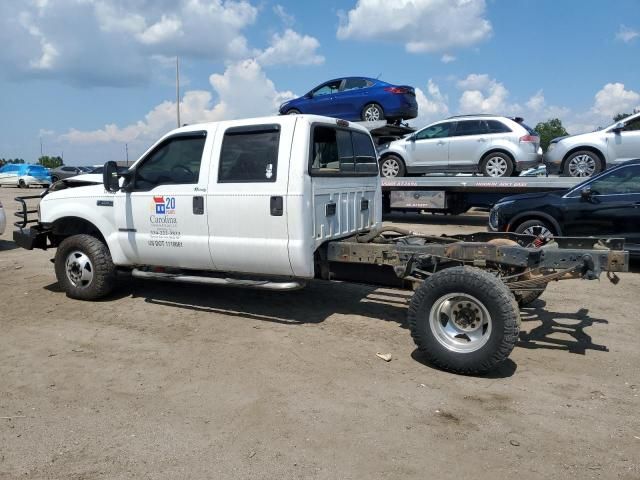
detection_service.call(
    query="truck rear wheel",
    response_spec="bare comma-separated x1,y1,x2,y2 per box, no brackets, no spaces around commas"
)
408,266,520,374
54,234,116,300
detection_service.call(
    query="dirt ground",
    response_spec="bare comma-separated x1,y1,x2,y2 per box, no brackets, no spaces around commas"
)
1,187,639,480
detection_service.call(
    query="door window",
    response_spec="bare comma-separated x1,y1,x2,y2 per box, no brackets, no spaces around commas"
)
133,133,206,190
486,120,512,133
414,122,452,140
343,78,371,91
218,125,280,183
310,126,378,176
622,117,640,132
313,80,342,97
452,120,489,137
588,165,640,195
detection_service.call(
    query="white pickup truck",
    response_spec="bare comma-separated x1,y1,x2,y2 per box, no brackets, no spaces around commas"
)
14,115,629,374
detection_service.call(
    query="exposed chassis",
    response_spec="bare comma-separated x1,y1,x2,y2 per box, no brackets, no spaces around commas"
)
327,230,629,287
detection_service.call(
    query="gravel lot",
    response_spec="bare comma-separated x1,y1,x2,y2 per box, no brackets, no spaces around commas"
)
1,187,639,480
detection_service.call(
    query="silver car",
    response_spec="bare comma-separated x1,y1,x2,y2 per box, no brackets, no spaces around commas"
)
544,112,640,177
377,115,542,177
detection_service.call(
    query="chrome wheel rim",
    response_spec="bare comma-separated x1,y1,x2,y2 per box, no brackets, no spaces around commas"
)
568,154,596,177
381,158,400,177
287,110,298,115
364,105,381,122
429,293,492,353
485,156,509,177
65,251,94,289
522,224,553,238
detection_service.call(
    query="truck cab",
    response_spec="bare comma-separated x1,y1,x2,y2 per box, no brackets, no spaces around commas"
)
19,115,381,280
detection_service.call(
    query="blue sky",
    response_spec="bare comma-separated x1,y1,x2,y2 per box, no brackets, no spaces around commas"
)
0,0,639,165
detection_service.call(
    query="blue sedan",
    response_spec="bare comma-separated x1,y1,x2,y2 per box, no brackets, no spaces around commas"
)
279,76,418,123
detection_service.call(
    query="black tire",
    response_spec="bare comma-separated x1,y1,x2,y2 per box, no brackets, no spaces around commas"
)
514,219,556,237
54,234,116,300
379,155,406,178
408,266,520,375
361,103,384,122
480,152,514,177
563,150,602,177
18,179,27,189
51,176,59,183
286,108,301,115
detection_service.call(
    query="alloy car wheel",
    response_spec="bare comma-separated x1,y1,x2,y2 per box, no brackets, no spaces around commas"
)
521,224,553,238
483,156,510,177
380,156,404,177
362,104,383,122
287,109,301,115
567,154,597,177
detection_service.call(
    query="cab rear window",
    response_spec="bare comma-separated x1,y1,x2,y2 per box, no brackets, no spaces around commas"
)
310,126,378,176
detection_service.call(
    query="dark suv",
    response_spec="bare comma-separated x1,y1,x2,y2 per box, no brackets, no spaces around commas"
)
488,159,640,255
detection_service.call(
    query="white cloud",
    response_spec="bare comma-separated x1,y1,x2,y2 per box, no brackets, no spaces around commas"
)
337,0,491,53
0,0,258,86
591,83,640,118
411,80,450,126
440,54,456,64
615,25,639,43
60,60,294,145
457,74,513,114
256,29,324,66
273,4,295,26
526,90,545,112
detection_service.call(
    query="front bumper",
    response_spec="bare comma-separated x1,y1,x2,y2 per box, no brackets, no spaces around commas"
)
543,148,564,174
13,225,50,250
515,151,543,171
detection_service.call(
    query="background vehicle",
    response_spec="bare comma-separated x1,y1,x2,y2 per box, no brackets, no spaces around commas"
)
279,77,417,123
13,115,629,375
489,159,640,256
0,164,51,188
0,200,5,235
50,165,90,182
378,115,541,178
545,112,640,177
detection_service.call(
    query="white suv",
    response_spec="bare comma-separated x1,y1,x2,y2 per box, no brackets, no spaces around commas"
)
544,112,640,177
377,115,542,177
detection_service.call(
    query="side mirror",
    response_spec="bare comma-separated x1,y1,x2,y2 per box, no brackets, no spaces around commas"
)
103,161,120,193
613,122,625,132
304,92,313,99
409,135,416,142
580,187,593,201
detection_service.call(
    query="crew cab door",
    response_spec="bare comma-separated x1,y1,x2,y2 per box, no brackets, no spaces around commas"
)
562,164,640,247
114,130,215,269
206,122,293,276
407,121,452,169
608,116,640,164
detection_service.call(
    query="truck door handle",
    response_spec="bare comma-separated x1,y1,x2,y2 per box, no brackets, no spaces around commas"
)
193,196,204,215
437,141,446,146
325,202,337,216
270,196,283,216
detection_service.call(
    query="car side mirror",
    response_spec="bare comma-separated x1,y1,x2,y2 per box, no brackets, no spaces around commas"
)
304,92,313,99
613,122,625,133
103,161,120,193
580,187,593,201
409,135,416,142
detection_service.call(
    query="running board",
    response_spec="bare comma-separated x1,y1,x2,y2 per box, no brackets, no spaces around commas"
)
131,269,306,291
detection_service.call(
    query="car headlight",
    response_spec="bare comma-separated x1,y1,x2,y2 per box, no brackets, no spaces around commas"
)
279,102,289,111
547,143,556,152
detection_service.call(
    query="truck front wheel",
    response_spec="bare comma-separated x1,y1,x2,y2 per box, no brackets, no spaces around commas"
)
54,234,116,300
408,266,520,375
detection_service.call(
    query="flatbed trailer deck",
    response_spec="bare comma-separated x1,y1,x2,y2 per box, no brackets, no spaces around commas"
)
382,176,582,214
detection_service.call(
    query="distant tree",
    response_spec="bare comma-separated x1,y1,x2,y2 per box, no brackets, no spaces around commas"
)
38,155,64,168
534,118,569,152
613,109,639,123
0,158,26,165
